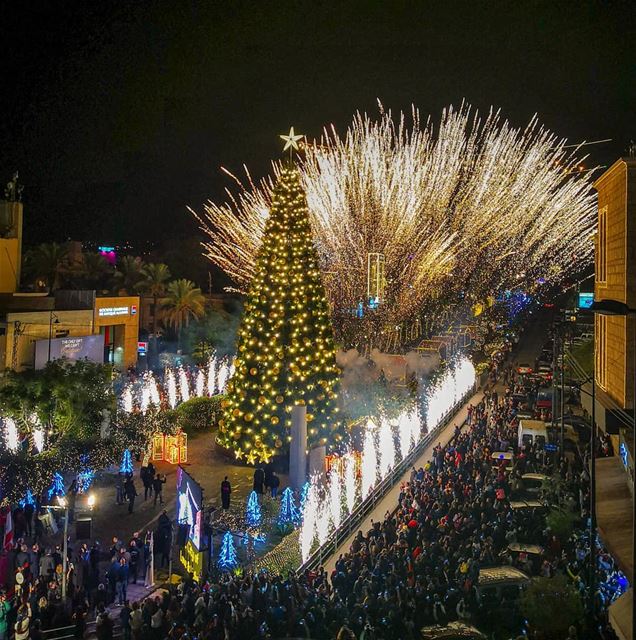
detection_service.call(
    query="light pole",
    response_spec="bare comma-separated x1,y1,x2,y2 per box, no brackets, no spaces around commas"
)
47,311,60,363
591,299,636,636
46,492,96,602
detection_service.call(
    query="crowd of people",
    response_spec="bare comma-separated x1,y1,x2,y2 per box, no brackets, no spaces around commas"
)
0,362,626,640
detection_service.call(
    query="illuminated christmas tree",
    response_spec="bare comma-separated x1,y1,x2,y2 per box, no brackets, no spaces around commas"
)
218,531,238,570
218,158,341,463
277,487,300,526
48,472,66,500
245,490,262,528
120,449,133,474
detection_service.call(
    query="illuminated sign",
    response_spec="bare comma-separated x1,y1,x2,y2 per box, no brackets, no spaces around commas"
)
138,341,147,355
131,304,137,315
179,539,204,581
98,306,129,317
578,292,594,309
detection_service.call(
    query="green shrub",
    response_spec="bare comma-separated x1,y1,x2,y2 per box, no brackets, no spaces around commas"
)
176,395,224,433
520,575,583,636
545,507,579,543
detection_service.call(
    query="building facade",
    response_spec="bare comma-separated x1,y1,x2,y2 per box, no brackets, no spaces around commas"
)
592,158,636,640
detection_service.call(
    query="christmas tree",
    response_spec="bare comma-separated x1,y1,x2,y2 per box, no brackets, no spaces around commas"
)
218,531,238,570
218,161,341,463
47,472,66,500
245,491,262,528
277,487,300,526
120,449,133,474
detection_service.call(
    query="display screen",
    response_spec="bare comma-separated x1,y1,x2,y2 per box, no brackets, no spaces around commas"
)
34,334,105,370
578,292,594,309
176,466,203,550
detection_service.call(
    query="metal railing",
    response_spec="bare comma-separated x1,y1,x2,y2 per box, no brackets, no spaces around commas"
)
296,384,478,574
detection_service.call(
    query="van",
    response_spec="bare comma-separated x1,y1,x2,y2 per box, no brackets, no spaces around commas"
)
476,566,530,606
517,419,578,450
420,622,487,639
521,473,549,495
517,419,549,449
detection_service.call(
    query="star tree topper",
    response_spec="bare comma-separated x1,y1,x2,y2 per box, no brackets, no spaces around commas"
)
280,126,304,152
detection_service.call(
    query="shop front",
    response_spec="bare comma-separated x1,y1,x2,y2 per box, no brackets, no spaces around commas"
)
93,296,140,369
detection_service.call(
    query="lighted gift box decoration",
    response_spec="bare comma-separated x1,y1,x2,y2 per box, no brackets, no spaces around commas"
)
152,431,188,464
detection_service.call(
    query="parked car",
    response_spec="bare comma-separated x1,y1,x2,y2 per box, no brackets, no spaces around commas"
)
517,363,533,375
536,364,552,381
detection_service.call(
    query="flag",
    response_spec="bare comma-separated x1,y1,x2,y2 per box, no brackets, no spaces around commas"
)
3,511,13,551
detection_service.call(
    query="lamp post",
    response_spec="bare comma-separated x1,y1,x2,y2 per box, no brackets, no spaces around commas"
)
46,492,96,602
590,299,636,636
47,311,60,363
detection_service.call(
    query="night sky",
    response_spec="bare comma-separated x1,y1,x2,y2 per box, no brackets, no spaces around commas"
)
1,1,634,248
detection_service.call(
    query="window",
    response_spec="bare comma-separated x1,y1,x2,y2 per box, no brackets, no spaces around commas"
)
595,315,607,389
597,206,607,284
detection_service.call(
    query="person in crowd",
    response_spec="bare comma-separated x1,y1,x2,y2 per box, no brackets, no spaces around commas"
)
124,476,138,515
152,474,166,507
221,476,231,510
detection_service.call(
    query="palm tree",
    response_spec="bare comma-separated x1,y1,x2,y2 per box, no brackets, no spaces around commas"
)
163,279,206,348
25,242,69,291
81,252,113,290
136,263,172,337
112,256,144,295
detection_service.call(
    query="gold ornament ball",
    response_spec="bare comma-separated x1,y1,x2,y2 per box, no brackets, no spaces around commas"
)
249,367,258,375
271,416,279,425
306,413,314,422
245,413,253,422
275,395,284,404
258,395,267,404
233,408,241,417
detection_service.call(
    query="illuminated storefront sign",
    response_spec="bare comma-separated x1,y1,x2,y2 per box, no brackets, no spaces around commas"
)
98,306,129,317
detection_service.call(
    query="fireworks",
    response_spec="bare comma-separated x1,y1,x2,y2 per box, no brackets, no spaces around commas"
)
361,421,378,498
194,105,596,348
196,369,205,397
178,367,191,402
426,357,476,430
344,451,357,515
328,470,343,530
378,418,395,479
166,369,178,409
300,481,319,562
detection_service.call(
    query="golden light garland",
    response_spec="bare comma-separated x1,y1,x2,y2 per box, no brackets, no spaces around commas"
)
192,104,596,348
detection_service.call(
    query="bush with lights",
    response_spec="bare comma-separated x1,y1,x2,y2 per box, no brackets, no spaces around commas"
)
218,164,342,463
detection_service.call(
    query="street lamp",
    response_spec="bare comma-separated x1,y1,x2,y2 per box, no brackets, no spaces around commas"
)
47,311,60,363
590,299,636,637
45,495,70,602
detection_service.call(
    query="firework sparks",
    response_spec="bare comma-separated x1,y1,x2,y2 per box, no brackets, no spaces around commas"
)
378,418,395,479
166,369,178,409
361,421,378,498
194,105,596,348
178,367,190,403
344,451,357,515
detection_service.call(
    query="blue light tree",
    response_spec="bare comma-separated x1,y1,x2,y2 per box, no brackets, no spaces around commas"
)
245,491,262,528
120,449,133,474
218,531,238,570
47,472,66,500
19,490,36,508
277,487,300,527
